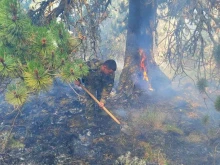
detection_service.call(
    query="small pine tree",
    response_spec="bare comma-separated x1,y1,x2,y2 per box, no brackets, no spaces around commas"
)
0,0,88,106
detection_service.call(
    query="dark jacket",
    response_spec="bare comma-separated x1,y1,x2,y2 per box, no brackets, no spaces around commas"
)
83,59,115,103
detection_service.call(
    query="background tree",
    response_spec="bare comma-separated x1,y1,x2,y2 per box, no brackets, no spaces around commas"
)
115,0,220,110
1,0,219,110
100,0,128,61
117,0,170,100
27,0,112,59
157,0,219,83
156,0,220,109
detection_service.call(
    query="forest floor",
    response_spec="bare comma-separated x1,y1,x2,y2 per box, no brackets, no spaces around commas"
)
0,80,219,165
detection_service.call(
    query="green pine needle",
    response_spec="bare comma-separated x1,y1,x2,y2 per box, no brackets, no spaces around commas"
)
5,83,28,106
23,61,53,91
73,59,89,76
59,62,82,83
0,54,17,77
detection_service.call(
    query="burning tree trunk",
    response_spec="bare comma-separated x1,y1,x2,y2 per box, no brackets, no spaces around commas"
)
117,0,170,98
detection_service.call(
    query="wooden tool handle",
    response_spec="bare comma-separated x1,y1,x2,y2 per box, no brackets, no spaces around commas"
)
80,84,120,124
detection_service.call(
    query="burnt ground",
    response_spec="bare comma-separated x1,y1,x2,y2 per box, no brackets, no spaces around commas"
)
0,80,220,165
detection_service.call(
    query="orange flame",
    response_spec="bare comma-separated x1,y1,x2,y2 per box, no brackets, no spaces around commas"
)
139,49,153,91
139,49,149,81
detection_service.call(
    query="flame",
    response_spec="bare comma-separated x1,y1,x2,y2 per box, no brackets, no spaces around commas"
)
139,49,153,91
139,49,149,81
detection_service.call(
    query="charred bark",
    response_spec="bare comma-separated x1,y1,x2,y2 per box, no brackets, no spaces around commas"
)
117,0,170,99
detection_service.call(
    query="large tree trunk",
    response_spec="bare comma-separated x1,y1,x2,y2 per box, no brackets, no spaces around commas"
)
117,0,170,98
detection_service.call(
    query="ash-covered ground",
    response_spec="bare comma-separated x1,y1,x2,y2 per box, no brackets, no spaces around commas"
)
0,80,219,165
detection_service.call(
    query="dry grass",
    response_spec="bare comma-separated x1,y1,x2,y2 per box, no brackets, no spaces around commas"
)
60,98,71,105
68,118,81,127
187,111,199,118
138,141,169,165
185,132,207,143
130,106,168,131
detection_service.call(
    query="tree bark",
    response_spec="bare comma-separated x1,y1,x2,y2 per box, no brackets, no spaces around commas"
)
117,0,170,98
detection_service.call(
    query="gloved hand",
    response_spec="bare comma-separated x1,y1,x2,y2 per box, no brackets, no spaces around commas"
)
99,101,104,108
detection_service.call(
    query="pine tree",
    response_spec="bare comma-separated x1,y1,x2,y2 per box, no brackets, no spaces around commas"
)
0,0,88,107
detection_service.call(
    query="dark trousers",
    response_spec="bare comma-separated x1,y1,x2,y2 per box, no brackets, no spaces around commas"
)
84,85,102,122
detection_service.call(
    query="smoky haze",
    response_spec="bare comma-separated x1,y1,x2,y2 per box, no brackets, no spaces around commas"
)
100,1,220,164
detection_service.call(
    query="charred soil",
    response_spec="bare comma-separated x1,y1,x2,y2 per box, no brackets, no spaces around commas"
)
0,81,219,165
